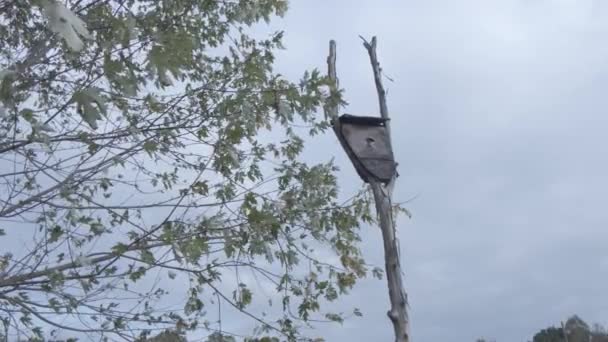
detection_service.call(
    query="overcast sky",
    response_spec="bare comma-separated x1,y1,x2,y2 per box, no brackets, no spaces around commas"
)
266,1,608,341
4,1,608,341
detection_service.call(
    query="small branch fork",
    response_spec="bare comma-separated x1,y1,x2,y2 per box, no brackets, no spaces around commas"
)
326,37,410,342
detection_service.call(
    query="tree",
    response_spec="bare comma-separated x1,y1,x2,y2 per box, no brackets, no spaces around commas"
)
0,1,376,340
565,315,592,342
532,315,608,342
146,330,186,342
592,323,608,342
533,326,565,342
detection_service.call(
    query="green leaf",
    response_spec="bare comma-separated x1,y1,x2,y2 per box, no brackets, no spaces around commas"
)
112,243,128,255
140,249,155,264
129,266,146,282
234,284,253,309
19,108,36,123
325,313,344,324
48,225,63,243
143,140,158,155
207,332,236,342
191,181,209,195
113,316,125,329
41,0,92,51
89,222,105,235
372,267,384,280
181,237,208,263
48,297,61,313
0,69,15,103
71,87,107,129
0,69,14,82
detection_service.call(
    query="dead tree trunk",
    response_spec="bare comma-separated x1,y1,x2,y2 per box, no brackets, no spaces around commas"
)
361,36,411,342
326,37,410,342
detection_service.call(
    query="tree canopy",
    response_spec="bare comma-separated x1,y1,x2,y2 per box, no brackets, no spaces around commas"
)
532,315,608,342
0,1,377,340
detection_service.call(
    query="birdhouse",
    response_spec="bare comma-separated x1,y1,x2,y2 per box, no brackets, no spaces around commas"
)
333,114,397,183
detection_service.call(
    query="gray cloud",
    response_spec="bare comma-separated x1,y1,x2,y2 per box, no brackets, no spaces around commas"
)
270,0,608,341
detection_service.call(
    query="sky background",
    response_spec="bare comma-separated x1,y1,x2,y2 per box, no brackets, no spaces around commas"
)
267,0,608,341
3,1,608,341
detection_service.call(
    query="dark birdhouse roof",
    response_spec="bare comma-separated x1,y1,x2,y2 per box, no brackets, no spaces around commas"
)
337,114,388,127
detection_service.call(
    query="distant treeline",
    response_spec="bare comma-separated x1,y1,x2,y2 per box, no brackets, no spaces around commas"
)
476,314,608,342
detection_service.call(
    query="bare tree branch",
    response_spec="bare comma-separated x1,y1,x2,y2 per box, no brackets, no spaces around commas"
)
360,35,410,342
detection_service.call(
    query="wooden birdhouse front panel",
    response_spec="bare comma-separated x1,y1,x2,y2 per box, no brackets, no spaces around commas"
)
336,114,397,183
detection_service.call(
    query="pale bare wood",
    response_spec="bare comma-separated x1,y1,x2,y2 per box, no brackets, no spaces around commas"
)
361,35,410,342
360,36,391,135
326,40,339,122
